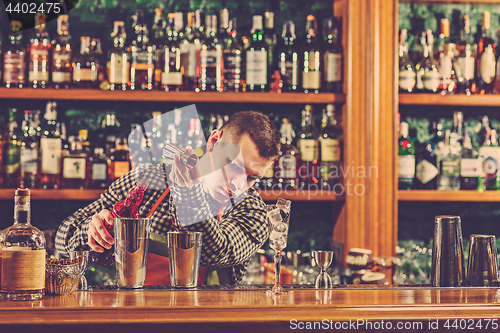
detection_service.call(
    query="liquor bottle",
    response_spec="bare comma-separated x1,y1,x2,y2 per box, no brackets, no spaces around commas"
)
415,140,438,190
197,14,223,92
72,36,98,89
476,12,497,94
450,111,464,148
436,130,461,191
409,31,425,66
152,8,166,89
415,30,440,93
319,104,343,190
435,18,450,60
479,129,500,191
456,15,475,95
438,43,458,94
186,118,205,157
460,132,480,190
61,140,89,189
100,111,120,156
298,105,319,189
39,102,62,189
3,21,26,88
20,110,38,189
91,38,105,85
323,17,343,93
162,14,183,92
130,10,155,91
1,189,45,300
3,108,21,188
222,16,243,92
151,112,164,161
264,11,277,82
89,178,149,266
476,116,491,149
108,21,130,91
275,118,299,190
129,123,142,169
398,122,415,190
110,137,131,182
302,15,322,93
278,21,299,92
51,15,72,89
246,15,268,92
89,147,109,189
181,11,203,91
28,13,51,89
398,29,416,93
0,29,3,82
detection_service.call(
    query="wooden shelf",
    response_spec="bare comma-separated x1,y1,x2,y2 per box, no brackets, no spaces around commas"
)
399,93,500,107
0,88,344,105
398,190,500,202
399,0,500,4
0,189,345,202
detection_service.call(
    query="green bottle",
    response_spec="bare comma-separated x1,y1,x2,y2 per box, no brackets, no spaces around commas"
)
398,122,415,190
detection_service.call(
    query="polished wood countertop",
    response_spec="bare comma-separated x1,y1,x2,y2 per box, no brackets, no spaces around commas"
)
1,287,500,332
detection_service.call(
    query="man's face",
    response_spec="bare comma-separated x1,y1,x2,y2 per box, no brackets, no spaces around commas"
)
201,132,274,203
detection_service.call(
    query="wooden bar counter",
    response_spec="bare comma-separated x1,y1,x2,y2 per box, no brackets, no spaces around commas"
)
1,286,500,332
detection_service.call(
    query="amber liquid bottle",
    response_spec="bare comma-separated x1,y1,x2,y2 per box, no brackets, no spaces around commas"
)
61,141,89,189
109,137,131,183
72,36,98,89
39,102,62,189
130,10,155,91
51,15,73,89
3,21,26,88
298,105,319,190
28,13,51,89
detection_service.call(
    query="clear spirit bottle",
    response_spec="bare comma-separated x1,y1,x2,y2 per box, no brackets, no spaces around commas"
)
476,11,496,94
456,15,475,95
1,189,46,300
478,129,500,191
415,30,440,93
437,130,461,191
399,29,416,93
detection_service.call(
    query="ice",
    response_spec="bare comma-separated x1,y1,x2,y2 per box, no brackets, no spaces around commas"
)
270,230,281,240
274,222,287,233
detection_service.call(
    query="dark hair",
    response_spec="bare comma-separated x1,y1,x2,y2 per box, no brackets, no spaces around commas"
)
221,111,281,159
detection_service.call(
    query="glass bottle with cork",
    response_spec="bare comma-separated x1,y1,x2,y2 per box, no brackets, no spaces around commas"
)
398,29,416,93
61,138,89,189
197,14,223,92
415,30,440,93
278,21,299,92
323,17,343,93
246,15,268,92
476,11,497,94
456,15,475,95
151,8,166,89
28,13,51,89
398,121,415,190
162,13,183,92
110,137,131,182
89,147,110,189
3,108,21,188
130,10,155,91
1,189,46,300
51,14,72,89
222,16,243,92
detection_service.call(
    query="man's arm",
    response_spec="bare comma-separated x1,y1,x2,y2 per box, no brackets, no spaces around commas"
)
55,165,148,257
171,184,268,268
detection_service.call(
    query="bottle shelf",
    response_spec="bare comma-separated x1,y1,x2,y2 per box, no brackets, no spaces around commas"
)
398,190,500,202
399,93,500,107
0,189,345,201
399,0,500,4
0,88,345,105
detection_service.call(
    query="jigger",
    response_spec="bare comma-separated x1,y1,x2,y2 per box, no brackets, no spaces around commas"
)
313,251,334,289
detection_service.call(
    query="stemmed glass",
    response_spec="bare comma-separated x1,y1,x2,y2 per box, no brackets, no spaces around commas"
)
266,198,291,296
70,250,89,290
313,251,334,289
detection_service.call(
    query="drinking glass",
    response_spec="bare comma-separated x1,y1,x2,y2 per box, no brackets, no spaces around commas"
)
69,250,89,290
266,198,291,296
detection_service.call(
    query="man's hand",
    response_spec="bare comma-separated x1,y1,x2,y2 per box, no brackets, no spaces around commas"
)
169,146,201,187
88,209,114,253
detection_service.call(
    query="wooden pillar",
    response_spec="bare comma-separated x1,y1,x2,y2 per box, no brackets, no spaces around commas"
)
333,0,397,259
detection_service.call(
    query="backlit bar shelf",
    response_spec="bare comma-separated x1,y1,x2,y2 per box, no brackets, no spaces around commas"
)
398,190,500,202
0,88,345,105
399,93,500,107
0,189,345,202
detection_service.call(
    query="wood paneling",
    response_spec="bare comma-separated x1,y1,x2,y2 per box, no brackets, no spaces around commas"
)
400,0,500,3
1,288,499,333
0,88,344,104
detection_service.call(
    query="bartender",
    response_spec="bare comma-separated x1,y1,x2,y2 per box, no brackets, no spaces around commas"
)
55,111,281,284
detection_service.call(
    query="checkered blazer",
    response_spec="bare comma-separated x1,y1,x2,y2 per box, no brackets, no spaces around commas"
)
55,163,269,283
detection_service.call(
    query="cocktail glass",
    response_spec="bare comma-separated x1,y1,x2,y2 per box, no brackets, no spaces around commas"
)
266,198,291,296
70,250,89,290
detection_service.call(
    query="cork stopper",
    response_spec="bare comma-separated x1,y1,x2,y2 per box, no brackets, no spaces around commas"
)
15,188,31,197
